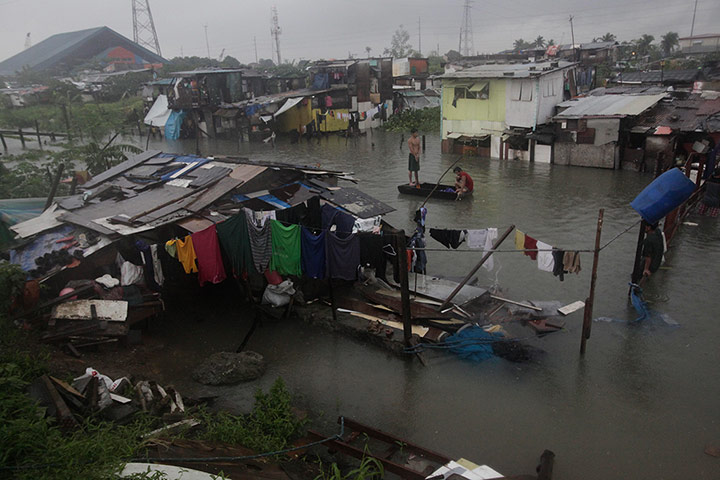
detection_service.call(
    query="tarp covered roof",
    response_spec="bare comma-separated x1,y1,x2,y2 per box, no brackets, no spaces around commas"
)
0,26,166,76
612,70,701,85
555,94,667,119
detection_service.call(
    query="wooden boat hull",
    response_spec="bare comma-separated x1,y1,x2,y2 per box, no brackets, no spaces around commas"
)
396,183,472,200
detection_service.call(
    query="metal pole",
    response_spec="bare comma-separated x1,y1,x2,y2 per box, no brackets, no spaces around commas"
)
580,208,604,355
629,219,647,289
394,229,412,346
0,132,7,150
440,224,515,310
690,0,699,38
18,128,25,148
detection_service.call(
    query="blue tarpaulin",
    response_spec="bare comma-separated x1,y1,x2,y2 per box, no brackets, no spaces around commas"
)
9,225,74,273
445,325,504,362
164,110,187,140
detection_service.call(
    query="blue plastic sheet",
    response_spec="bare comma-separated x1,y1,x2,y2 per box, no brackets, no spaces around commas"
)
164,110,187,140
9,225,74,273
445,325,503,362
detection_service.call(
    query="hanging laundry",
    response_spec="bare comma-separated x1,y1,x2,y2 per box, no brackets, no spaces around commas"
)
165,240,178,259
409,233,427,274
306,196,322,230
467,229,487,249
321,204,354,238
536,240,555,272
524,234,538,260
563,251,581,274
249,209,276,227
244,209,273,274
326,232,360,281
192,224,227,285
150,245,164,287
353,215,381,233
552,249,565,281
216,213,253,276
270,220,302,276
301,228,326,279
429,228,466,249
359,232,386,280
168,235,198,274
514,230,525,251
321,204,338,231
275,203,308,227
135,240,160,290
483,227,498,271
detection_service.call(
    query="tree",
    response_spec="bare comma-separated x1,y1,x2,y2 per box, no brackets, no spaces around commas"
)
547,39,555,46
532,36,546,48
660,32,679,56
384,25,415,58
220,55,242,68
634,34,655,57
513,38,531,52
365,46,372,58
600,33,616,42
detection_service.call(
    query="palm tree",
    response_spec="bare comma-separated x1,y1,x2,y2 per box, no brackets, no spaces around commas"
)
513,38,529,52
533,36,546,48
365,46,372,58
660,32,679,56
547,39,555,46
600,33,616,42
634,34,655,57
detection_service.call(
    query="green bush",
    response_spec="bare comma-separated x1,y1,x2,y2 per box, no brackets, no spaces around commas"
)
382,107,440,133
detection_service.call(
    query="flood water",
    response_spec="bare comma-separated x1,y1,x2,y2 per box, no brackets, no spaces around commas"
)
54,131,720,478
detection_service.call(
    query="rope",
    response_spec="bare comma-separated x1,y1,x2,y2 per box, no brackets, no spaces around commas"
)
2,418,345,471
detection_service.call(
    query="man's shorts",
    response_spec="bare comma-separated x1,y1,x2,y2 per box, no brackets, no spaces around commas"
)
408,153,419,172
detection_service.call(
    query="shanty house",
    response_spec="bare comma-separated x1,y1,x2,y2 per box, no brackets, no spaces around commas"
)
440,61,576,161
0,26,166,77
553,93,667,169
393,57,430,90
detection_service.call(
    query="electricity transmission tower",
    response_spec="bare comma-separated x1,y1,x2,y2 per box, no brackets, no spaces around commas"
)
132,0,162,56
270,6,282,65
459,0,473,57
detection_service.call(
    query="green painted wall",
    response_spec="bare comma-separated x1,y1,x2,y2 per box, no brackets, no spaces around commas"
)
441,79,506,123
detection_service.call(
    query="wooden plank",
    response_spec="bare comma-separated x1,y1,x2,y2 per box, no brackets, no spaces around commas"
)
340,417,451,465
490,295,543,312
41,375,78,429
58,211,116,236
83,150,161,189
185,175,244,213
53,300,128,322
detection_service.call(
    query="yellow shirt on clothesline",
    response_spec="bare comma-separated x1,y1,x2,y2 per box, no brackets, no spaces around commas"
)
166,236,198,273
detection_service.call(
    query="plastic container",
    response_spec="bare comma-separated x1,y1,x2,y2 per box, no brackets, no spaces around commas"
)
630,168,696,224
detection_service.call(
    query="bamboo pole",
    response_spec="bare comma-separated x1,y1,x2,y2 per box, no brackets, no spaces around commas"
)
440,224,515,310
420,155,464,208
35,120,42,150
580,208,604,355
394,229,412,346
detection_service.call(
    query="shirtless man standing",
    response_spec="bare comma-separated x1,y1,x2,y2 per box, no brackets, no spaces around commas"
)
407,128,421,185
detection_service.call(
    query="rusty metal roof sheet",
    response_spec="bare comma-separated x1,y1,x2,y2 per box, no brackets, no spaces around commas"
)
555,94,667,119
442,60,575,79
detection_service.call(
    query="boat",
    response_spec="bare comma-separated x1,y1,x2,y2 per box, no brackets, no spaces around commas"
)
397,183,472,200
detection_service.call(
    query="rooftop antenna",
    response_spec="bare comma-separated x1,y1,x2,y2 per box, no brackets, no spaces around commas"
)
24,32,32,50
204,24,210,58
271,6,282,64
459,0,473,56
131,0,162,56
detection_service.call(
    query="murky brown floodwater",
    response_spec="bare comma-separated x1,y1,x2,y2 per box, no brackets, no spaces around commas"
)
9,130,719,478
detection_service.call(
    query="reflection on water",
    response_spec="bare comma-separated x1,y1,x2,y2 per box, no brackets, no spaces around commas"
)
146,131,719,479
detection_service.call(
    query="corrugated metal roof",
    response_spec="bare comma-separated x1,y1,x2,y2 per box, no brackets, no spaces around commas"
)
613,70,700,84
555,94,667,119
442,60,575,79
0,26,166,76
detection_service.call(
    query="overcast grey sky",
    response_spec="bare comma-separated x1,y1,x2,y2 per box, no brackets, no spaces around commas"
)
1,0,719,64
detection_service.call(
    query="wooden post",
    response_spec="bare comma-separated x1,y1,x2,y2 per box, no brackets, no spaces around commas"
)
499,140,504,160
394,229,412,346
422,135,426,151
44,163,65,211
537,450,555,480
60,104,72,140
0,132,6,150
35,120,42,150
17,128,25,148
400,133,404,149
440,225,515,310
529,139,536,162
580,208,604,355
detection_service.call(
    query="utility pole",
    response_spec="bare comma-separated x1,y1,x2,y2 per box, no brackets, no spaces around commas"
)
131,0,162,56
204,24,210,58
253,36,258,63
569,15,577,61
690,0,699,38
270,6,282,65
418,17,422,56
459,0,473,57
